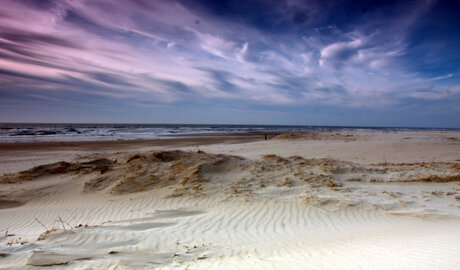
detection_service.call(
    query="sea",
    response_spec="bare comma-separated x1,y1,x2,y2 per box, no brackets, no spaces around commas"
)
0,123,456,143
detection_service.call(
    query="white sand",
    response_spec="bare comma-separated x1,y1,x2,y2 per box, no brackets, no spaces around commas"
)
0,131,459,269
190,130,460,163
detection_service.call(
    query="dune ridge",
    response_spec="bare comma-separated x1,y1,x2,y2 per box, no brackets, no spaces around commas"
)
1,150,459,215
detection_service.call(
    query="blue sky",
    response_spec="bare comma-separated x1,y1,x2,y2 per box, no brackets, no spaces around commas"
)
0,0,459,127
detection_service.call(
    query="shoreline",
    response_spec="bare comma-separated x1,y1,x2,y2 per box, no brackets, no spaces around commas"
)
0,132,281,152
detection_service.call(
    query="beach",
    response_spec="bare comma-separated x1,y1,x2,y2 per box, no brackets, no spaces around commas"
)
0,130,459,269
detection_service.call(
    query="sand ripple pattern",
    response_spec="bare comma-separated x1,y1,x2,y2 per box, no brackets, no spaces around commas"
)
0,150,459,269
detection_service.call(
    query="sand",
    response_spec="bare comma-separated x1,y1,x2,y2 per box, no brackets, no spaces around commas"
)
0,130,459,269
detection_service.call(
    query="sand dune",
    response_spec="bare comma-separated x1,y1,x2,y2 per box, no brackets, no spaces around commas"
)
0,131,459,269
2,150,458,213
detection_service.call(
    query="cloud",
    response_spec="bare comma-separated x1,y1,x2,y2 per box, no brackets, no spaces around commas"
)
0,0,459,126
319,38,365,68
0,28,81,49
426,73,454,81
189,28,240,60
87,72,138,87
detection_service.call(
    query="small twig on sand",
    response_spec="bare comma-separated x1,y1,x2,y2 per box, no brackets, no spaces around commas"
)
34,218,48,231
2,227,15,238
58,216,66,232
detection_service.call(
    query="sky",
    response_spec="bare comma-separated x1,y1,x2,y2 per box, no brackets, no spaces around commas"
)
0,0,459,127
